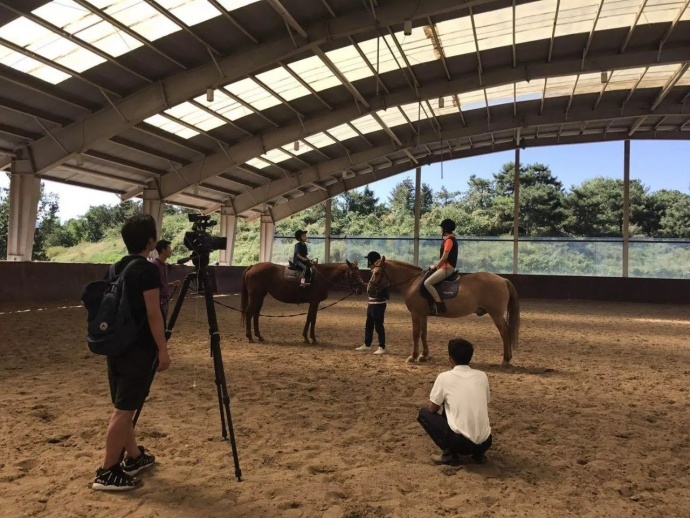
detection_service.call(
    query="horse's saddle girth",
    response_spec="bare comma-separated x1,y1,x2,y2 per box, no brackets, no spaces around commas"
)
419,270,462,300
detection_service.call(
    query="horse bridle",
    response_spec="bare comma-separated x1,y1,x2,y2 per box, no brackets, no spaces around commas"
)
368,263,425,296
310,263,363,293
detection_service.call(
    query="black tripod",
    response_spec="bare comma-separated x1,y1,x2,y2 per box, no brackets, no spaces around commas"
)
165,253,242,481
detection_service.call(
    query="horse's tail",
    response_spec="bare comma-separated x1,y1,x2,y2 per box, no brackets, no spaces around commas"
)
240,266,252,326
506,279,520,352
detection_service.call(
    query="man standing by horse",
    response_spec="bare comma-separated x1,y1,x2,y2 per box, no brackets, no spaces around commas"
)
355,251,388,355
418,338,492,465
424,219,459,316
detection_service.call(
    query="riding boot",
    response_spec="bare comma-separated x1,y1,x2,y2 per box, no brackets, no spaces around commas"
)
430,301,446,316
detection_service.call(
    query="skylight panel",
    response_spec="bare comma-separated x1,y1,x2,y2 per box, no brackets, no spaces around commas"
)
262,148,292,163
156,0,222,27
254,67,310,102
245,157,269,169
216,0,262,10
435,16,475,58
642,0,690,24
351,114,383,135
225,78,281,112
325,45,372,83
401,27,437,66
105,1,180,41
0,45,71,83
304,133,336,149
555,0,603,37
281,142,311,156
144,114,199,139
376,108,409,130
166,102,225,131
194,90,253,121
356,37,406,76
288,55,341,93
596,0,641,31
514,0,557,45
484,84,517,107
638,64,682,89
326,124,359,143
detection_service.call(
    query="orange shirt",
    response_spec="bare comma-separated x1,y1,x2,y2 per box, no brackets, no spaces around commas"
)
439,234,455,269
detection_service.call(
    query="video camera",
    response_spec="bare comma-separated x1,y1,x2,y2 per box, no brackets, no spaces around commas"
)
183,214,227,257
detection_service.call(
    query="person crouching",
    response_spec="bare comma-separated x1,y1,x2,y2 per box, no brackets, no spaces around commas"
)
417,339,492,465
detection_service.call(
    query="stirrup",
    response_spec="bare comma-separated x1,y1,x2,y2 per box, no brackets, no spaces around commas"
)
430,302,446,316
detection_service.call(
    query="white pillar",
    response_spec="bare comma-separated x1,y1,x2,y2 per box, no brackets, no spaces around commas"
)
259,213,275,263
7,168,41,261
512,149,520,275
413,166,422,266
219,206,237,266
142,189,164,239
623,140,630,278
324,199,332,263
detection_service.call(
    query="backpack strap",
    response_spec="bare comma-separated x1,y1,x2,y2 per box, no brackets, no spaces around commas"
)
110,256,147,281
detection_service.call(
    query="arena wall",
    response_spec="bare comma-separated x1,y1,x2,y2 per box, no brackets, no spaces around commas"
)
0,262,688,304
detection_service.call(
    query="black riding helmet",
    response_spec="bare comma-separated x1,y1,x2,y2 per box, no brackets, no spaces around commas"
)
295,229,307,241
365,251,381,267
440,219,456,234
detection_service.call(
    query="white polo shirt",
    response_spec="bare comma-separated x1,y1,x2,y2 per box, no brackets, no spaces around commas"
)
429,365,491,444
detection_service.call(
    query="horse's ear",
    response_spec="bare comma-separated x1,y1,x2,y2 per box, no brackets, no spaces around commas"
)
353,260,358,267
346,259,352,267
380,256,386,264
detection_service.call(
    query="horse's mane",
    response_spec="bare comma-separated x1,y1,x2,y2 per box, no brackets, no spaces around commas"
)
380,259,423,272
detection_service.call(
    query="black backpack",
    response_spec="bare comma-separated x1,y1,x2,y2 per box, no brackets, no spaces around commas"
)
80,257,146,356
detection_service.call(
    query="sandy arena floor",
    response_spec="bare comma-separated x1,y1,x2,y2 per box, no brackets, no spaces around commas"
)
0,293,689,518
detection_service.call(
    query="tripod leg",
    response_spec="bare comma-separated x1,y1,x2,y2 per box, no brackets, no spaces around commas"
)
201,266,242,482
166,273,194,340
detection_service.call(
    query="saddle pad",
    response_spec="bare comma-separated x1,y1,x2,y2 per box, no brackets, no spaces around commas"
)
418,270,461,300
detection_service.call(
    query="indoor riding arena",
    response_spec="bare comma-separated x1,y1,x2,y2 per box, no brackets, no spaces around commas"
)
1,1,690,517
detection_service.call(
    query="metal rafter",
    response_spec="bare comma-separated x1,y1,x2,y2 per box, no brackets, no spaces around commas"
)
188,100,252,137
621,67,648,112
217,87,280,128
266,0,308,39
15,0,506,176
594,70,614,110
427,18,451,81
469,7,484,86
348,36,390,94
313,48,370,108
581,0,605,67
548,0,561,63
0,2,152,84
142,0,220,55
452,94,467,126
620,0,649,54
71,0,187,70
651,62,690,110
206,0,259,44
278,62,332,110
250,75,304,119
151,46,690,200
512,0,517,68
0,36,121,97
82,150,163,176
658,0,690,57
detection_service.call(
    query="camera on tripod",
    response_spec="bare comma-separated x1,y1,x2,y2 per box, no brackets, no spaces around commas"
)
183,214,227,256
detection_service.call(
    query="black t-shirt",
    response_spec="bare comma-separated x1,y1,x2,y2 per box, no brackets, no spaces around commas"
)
109,255,160,348
294,241,308,261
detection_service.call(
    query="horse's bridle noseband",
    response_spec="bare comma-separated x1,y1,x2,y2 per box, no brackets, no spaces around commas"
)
367,264,392,297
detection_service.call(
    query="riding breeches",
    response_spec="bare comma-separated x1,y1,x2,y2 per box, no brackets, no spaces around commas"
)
424,268,453,302
295,261,311,280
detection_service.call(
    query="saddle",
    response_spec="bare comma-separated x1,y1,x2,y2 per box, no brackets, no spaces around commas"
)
284,263,302,282
419,269,462,301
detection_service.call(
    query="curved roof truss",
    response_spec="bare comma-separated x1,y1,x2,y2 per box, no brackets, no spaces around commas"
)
0,0,689,220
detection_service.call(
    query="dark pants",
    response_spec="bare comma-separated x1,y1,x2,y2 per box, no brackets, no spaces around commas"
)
417,407,492,457
295,260,311,281
364,303,386,348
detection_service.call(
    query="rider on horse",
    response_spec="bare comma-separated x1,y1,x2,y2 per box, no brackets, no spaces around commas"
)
293,230,313,286
424,218,459,316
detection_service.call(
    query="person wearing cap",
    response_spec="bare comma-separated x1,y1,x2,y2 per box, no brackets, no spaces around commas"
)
355,251,388,355
424,219,459,316
293,229,312,286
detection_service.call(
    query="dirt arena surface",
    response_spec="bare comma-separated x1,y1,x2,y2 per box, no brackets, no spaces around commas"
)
1,293,689,518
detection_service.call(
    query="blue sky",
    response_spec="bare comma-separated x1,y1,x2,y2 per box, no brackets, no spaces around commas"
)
1,140,688,221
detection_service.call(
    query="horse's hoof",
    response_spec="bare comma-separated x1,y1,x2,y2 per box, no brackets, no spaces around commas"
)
257,337,265,342
311,339,318,345
247,337,254,343
405,355,417,364
501,360,512,369
418,355,430,363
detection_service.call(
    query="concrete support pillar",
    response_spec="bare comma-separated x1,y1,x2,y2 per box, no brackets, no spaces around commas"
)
7,168,41,261
512,149,520,275
142,189,164,239
259,212,275,263
623,140,630,278
219,206,237,266
413,166,422,266
324,199,332,263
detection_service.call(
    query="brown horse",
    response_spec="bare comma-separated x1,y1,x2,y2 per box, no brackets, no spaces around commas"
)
240,260,362,344
367,258,520,365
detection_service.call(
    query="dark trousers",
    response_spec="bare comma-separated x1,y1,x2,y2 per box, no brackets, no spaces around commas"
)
417,407,492,457
364,303,386,348
295,260,311,281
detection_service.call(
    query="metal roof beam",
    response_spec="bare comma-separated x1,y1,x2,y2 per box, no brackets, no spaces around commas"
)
13,0,504,176
142,0,220,54
658,1,690,57
71,0,187,70
207,0,259,44
651,62,690,110
548,0,561,63
621,0,650,54
0,2,153,84
226,99,687,216
152,45,690,199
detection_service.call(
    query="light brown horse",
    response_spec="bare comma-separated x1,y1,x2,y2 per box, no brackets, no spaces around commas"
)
367,258,520,365
240,261,362,344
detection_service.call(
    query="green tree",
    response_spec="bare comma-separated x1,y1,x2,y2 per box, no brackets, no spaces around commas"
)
0,180,8,259
32,187,60,260
435,186,461,207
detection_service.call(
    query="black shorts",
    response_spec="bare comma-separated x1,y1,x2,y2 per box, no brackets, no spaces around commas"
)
107,344,157,411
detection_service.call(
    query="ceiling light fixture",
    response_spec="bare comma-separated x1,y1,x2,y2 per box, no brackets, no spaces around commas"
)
404,20,412,36
207,88,214,102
